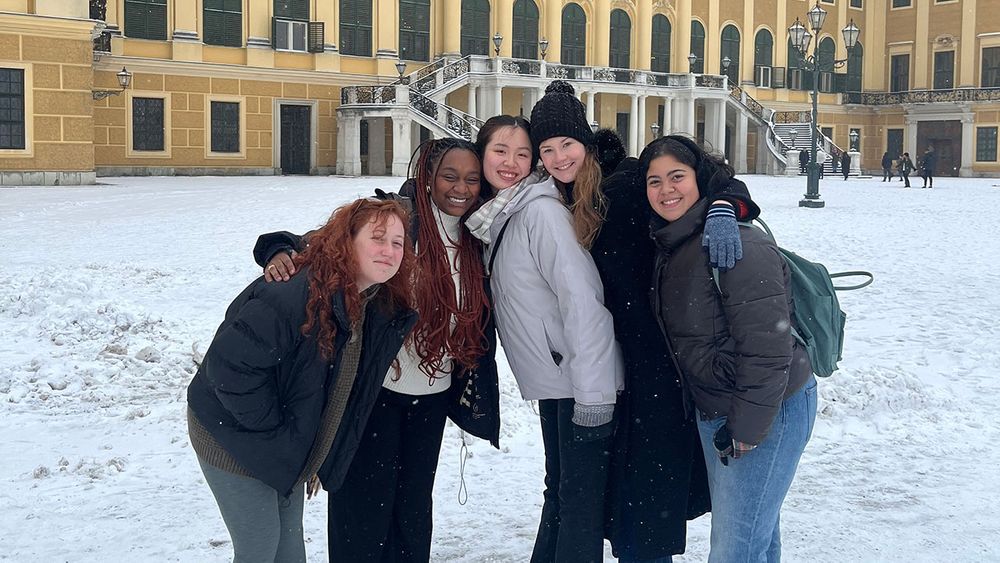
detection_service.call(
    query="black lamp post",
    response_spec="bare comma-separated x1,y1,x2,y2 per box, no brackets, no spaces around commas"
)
789,4,860,208
492,33,503,57
650,122,660,139
395,59,407,84
688,52,697,73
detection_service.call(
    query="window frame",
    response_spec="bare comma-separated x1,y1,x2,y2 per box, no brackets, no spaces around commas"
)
204,0,242,47
976,126,998,162
511,0,539,60
890,53,910,93
933,50,955,90
690,20,706,74
124,0,168,40
127,92,172,158
720,24,740,84
982,46,1000,88
339,0,372,56
399,0,430,61
0,65,30,154
609,9,632,69
206,96,246,159
650,14,671,73
560,3,586,66
891,0,911,8
460,0,490,56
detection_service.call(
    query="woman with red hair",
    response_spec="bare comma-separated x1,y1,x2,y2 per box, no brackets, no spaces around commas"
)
187,198,417,563
253,137,499,562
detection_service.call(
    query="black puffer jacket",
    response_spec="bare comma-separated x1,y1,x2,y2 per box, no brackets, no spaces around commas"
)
651,199,812,445
187,270,416,496
251,185,501,447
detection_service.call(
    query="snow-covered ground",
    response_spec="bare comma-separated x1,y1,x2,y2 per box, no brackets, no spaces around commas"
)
2,174,998,562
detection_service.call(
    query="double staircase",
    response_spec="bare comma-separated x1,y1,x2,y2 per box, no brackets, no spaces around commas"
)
772,120,853,176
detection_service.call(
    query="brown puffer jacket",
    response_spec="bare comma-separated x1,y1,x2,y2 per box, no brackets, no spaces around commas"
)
650,199,812,445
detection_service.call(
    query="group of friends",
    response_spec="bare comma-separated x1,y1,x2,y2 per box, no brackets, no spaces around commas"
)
882,147,937,188
186,80,818,563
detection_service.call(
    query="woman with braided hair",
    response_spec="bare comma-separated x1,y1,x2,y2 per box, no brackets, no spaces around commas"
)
252,137,500,562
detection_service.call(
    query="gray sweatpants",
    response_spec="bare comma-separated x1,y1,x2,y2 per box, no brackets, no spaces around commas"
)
198,457,306,563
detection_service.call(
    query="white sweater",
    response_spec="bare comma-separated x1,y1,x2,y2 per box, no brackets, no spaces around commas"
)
381,205,462,396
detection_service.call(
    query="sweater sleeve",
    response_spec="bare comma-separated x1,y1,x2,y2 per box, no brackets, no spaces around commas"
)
253,231,306,268
717,236,794,444
201,288,301,432
524,198,620,406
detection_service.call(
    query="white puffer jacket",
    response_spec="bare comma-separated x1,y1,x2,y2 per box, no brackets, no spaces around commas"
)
486,177,623,405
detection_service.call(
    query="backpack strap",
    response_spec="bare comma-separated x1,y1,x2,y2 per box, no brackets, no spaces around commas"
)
486,217,512,277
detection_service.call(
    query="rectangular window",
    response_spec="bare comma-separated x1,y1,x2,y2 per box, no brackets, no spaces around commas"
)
274,18,307,51
850,0,862,7
399,0,429,61
983,47,1000,88
890,54,910,92
0,68,25,150
211,101,240,153
976,127,998,162
933,51,954,90
132,97,165,151
340,0,373,56
204,0,242,47
124,0,167,40
892,0,911,7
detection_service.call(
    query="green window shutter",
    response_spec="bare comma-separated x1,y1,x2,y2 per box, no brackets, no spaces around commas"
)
308,21,324,52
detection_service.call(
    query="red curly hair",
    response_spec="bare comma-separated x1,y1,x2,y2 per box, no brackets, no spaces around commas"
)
296,198,416,360
409,139,489,379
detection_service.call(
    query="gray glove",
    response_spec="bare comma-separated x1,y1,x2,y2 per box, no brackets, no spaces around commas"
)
702,203,742,271
572,403,615,442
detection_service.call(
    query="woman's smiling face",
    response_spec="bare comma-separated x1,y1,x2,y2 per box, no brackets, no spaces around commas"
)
538,136,586,184
481,126,533,190
430,148,481,216
645,153,700,222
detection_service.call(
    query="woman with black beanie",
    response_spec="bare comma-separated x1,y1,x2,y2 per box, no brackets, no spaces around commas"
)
528,80,761,562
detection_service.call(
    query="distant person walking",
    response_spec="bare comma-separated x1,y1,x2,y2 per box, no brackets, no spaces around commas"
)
881,151,893,182
899,152,914,188
798,150,809,174
841,151,851,181
920,146,937,188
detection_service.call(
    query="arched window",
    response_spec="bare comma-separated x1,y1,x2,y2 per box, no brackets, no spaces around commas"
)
460,0,490,56
512,0,539,59
561,3,586,65
690,20,705,73
400,0,430,61
754,29,773,69
847,41,864,91
609,9,631,68
720,24,740,83
340,0,372,56
818,37,836,72
651,14,671,72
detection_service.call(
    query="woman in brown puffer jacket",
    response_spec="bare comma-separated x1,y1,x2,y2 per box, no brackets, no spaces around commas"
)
642,135,816,563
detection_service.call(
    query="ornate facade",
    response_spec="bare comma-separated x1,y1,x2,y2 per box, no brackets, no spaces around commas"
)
1,0,998,183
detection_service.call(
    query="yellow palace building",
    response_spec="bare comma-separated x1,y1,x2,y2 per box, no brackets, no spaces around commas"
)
1,0,999,184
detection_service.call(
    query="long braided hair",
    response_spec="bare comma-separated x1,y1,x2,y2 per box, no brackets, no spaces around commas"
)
407,138,489,379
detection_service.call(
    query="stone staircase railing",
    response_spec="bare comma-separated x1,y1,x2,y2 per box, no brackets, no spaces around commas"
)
772,122,851,175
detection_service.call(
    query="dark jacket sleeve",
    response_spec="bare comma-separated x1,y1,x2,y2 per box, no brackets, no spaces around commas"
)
717,233,794,444
710,177,761,221
201,283,302,431
253,231,306,268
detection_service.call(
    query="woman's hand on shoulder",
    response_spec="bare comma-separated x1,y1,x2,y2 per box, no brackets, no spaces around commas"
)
264,250,297,282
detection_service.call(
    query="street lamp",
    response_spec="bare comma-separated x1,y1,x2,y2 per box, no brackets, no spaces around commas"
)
650,122,660,139
849,129,859,152
492,33,503,57
788,4,860,208
688,52,697,73
539,38,549,60
92,66,132,100
590,120,599,133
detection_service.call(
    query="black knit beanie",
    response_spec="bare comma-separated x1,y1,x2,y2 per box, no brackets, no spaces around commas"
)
529,81,595,149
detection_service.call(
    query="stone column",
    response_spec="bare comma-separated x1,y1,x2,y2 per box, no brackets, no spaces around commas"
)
494,86,504,116
704,99,724,155
585,91,595,124
660,96,671,136
734,110,749,173
629,94,639,156
905,116,918,156
637,95,647,152
960,114,974,177
468,85,477,119
343,115,363,176
442,0,461,56
593,0,611,67
391,113,413,176
716,99,727,159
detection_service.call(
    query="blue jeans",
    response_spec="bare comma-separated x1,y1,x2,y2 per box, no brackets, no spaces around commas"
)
696,378,817,563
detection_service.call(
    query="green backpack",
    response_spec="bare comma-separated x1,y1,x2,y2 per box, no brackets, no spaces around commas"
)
713,219,873,378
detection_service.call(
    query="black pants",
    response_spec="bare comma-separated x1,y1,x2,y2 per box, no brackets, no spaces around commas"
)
531,398,613,563
328,387,450,563
882,167,892,181
902,171,910,187
843,168,850,180
923,170,934,187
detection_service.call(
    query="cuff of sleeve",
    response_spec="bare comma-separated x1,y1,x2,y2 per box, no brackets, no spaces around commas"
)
572,402,615,427
262,246,293,268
